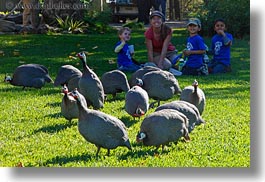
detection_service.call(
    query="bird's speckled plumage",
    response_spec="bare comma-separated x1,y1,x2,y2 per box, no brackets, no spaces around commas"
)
54,65,82,91
129,66,161,87
5,64,53,89
136,109,190,151
125,85,149,118
61,85,79,122
101,69,130,98
140,70,182,107
155,100,205,132
77,52,104,109
180,80,206,115
71,90,132,156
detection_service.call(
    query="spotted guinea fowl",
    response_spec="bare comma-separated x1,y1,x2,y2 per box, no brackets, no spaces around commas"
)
155,100,205,133
61,84,79,123
101,69,130,99
5,63,53,89
128,66,161,87
125,85,149,119
76,52,104,110
136,109,190,151
54,65,82,91
137,70,182,107
70,89,132,156
180,80,206,115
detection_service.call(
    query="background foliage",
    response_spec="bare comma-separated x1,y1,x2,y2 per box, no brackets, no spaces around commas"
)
195,0,250,38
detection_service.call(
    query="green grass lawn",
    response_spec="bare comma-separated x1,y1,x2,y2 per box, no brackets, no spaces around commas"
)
0,28,250,167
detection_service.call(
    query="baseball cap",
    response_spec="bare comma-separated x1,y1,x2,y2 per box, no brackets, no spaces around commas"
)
187,18,201,27
150,11,165,20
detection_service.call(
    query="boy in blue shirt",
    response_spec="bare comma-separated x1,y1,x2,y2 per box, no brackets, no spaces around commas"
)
114,27,141,72
182,18,208,76
208,18,233,74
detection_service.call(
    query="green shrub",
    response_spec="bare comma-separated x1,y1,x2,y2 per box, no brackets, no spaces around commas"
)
83,5,113,33
56,16,85,34
188,0,250,39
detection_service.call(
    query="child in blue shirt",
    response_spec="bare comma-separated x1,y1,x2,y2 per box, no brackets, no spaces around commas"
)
182,18,208,76
208,18,233,74
114,27,141,72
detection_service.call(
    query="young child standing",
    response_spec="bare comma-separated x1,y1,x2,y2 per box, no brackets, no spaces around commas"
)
114,27,141,72
208,18,233,74
182,18,208,76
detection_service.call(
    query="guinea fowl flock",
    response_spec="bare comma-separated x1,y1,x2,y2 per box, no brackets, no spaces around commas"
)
5,51,207,156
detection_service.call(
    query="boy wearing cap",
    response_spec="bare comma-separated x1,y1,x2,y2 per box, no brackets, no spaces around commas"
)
144,10,180,73
208,18,233,74
182,18,208,76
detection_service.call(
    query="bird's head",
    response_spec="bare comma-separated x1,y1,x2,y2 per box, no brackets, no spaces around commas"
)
4,75,12,82
192,79,198,87
69,88,87,107
133,107,145,117
61,84,68,94
136,132,146,143
135,78,143,87
76,52,86,62
69,88,80,101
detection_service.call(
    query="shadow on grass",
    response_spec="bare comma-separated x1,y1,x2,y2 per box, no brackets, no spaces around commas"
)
119,116,141,128
44,102,61,108
104,94,126,102
33,122,76,134
118,145,170,160
15,121,76,141
43,154,93,166
0,85,59,95
205,84,250,99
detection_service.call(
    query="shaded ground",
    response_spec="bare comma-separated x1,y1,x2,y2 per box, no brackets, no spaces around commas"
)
109,20,188,29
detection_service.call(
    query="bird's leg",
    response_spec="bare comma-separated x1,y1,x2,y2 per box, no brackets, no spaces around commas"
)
149,101,158,108
107,149,110,156
96,146,101,156
104,95,107,103
157,100,160,107
161,145,165,152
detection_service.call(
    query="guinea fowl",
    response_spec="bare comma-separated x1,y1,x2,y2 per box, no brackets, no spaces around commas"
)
101,69,130,99
136,109,190,151
180,80,206,115
70,89,132,156
128,66,161,87
125,85,149,119
155,100,205,133
61,84,79,123
5,63,53,89
137,70,182,107
54,65,82,91
76,52,104,110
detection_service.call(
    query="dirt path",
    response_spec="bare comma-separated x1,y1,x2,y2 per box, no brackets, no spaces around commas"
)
109,20,187,29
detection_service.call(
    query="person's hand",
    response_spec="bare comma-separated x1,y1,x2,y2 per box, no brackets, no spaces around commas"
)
183,50,191,56
158,61,163,69
216,29,225,36
121,40,126,44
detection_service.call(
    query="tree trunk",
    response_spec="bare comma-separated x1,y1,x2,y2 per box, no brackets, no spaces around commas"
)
22,0,40,28
42,0,84,25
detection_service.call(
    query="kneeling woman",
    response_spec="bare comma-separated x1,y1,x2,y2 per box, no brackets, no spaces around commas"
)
144,11,179,70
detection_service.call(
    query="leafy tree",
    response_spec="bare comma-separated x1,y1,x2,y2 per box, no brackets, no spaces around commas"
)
196,0,250,39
